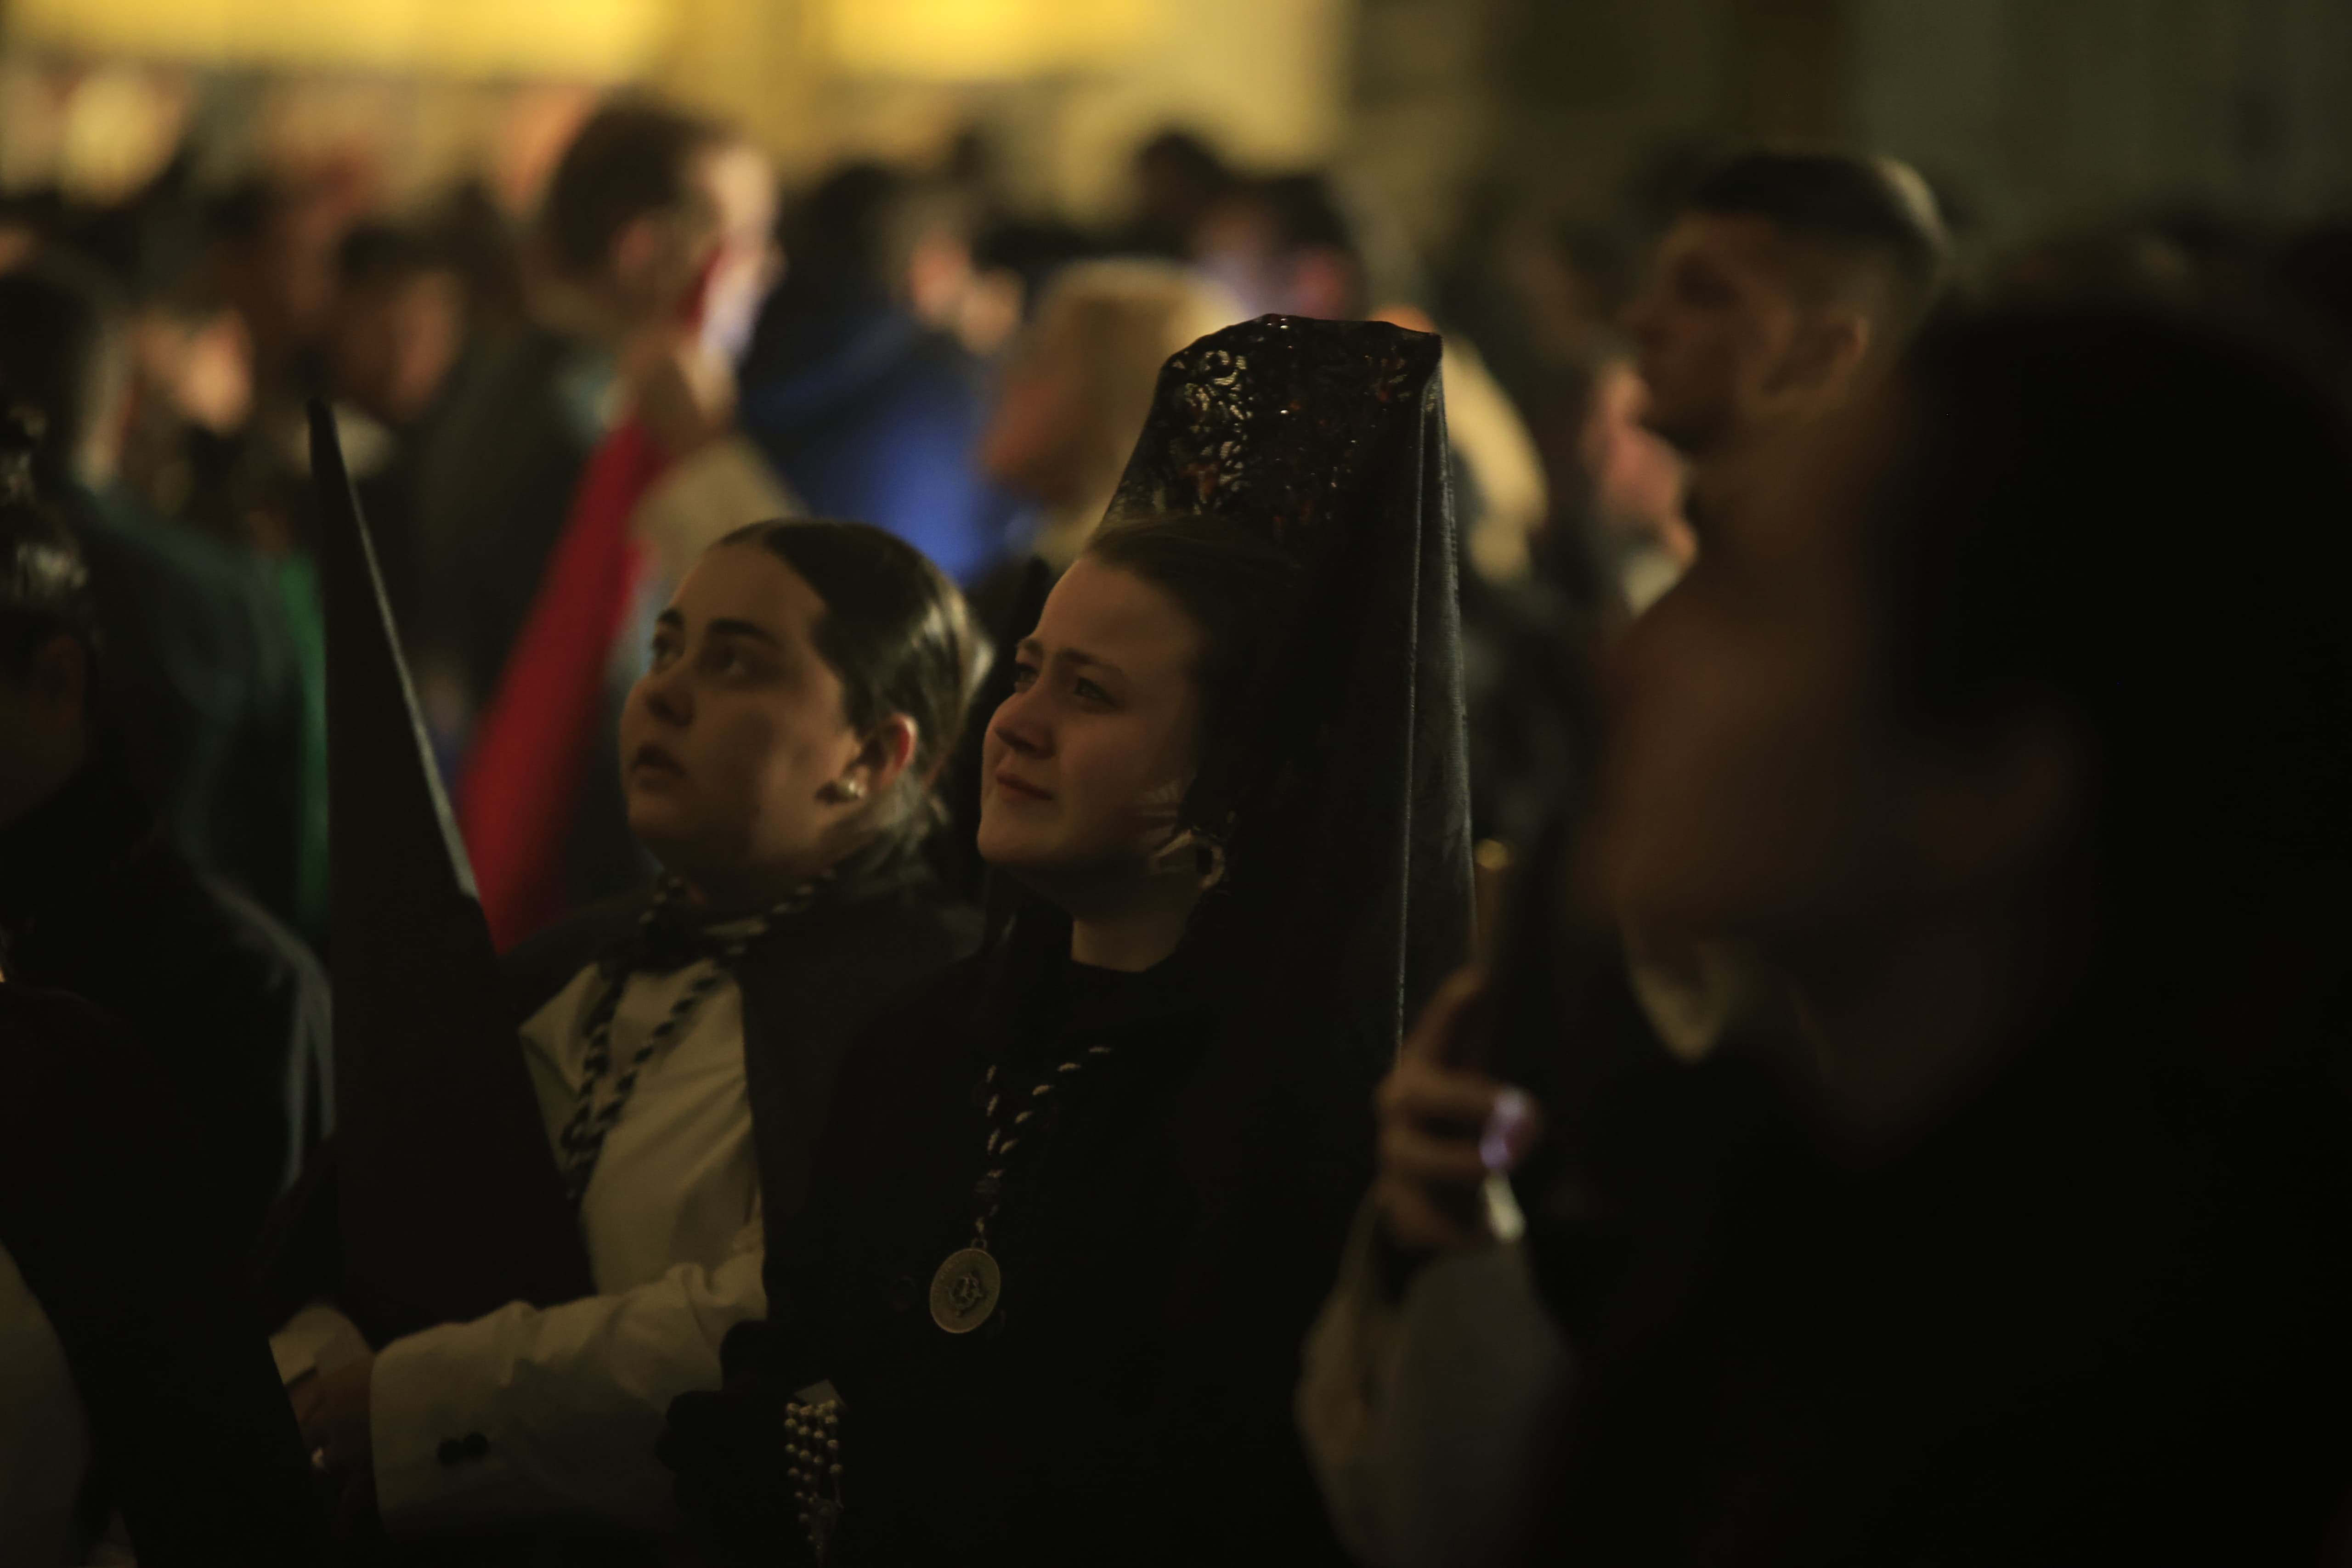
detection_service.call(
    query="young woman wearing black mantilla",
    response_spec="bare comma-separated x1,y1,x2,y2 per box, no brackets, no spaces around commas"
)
666,315,1474,1565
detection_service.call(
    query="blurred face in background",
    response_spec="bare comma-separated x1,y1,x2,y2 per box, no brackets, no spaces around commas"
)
213,187,351,382
130,306,254,440
329,267,464,426
611,139,778,352
978,555,1205,912
1621,213,1810,459
978,311,1091,504
620,544,866,904
1193,198,1358,322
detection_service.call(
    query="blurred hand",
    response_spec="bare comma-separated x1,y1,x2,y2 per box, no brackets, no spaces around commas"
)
1374,968,1545,1257
294,1353,377,1476
628,328,737,460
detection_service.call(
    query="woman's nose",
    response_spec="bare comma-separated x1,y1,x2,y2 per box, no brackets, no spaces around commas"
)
638,662,692,726
989,685,1049,756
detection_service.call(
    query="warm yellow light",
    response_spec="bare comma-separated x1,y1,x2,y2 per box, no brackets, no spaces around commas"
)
817,0,1159,81
4,0,671,79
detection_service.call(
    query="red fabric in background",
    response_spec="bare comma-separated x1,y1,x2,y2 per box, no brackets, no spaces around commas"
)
456,421,668,949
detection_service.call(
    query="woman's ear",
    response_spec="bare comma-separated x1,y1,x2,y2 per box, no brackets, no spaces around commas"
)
844,715,920,802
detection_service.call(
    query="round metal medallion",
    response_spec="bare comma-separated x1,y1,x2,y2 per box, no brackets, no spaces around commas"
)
929,1247,1002,1334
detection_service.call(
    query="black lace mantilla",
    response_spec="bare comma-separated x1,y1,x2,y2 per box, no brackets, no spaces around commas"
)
1107,314,1442,553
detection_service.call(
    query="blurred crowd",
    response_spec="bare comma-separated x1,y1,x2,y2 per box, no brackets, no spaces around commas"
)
0,104,1698,949
9,96,2352,955
6,79,2352,1568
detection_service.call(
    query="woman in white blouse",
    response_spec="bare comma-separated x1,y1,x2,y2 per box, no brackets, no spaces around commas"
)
278,520,985,1545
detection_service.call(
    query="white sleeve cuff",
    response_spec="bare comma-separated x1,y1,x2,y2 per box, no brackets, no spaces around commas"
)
270,1302,368,1384
369,1220,768,1537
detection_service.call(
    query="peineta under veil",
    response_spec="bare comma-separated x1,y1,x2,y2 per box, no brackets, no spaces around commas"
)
1099,313,1471,1076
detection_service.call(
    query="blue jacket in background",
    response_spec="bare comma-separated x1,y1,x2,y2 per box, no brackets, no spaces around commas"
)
738,266,1014,586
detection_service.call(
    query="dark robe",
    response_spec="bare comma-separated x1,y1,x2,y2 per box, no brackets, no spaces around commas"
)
0,985,325,1567
1525,998,2352,1566
0,740,331,1258
674,912,1357,1567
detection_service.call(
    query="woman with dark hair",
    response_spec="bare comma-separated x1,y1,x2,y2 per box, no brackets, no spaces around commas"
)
669,316,1471,1565
282,518,989,1544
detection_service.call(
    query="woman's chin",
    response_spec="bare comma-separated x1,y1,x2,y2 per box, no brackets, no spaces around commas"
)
973,824,1033,872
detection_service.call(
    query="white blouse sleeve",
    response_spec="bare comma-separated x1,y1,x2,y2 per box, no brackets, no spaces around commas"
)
368,1213,765,1535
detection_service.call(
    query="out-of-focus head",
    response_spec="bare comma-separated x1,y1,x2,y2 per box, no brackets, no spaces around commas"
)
1193,173,1365,322
978,260,1241,556
0,414,98,827
1621,150,1948,460
978,513,1298,918
1128,130,1235,257
538,100,776,349
0,256,132,487
784,163,959,298
1602,306,2352,1029
328,223,466,426
619,520,983,908
205,176,347,379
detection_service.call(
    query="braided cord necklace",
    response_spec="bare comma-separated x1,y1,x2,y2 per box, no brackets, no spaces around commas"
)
554,875,825,1208
928,1040,1117,1333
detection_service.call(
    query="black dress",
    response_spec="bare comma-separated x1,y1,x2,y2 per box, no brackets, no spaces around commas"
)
680,911,1359,1566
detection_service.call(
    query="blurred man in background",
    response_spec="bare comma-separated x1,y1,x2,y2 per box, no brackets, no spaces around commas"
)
1298,148,1952,1568
1621,150,1949,527
415,97,787,744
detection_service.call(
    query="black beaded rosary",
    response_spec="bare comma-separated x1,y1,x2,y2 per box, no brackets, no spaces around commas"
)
928,1041,1117,1333
554,874,824,1208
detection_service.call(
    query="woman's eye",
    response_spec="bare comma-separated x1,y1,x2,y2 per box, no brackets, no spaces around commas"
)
649,639,680,668
696,641,760,681
1010,661,1040,691
1074,677,1113,706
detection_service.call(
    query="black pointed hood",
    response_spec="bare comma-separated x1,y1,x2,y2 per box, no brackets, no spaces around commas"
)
311,399,592,1344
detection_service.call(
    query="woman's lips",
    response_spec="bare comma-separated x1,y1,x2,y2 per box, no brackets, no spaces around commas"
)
992,768,1051,803
630,743,686,779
